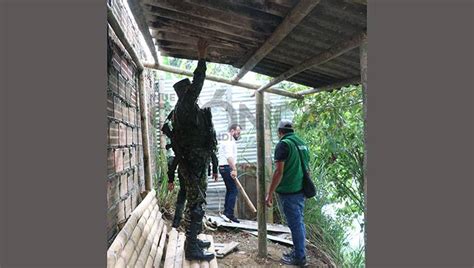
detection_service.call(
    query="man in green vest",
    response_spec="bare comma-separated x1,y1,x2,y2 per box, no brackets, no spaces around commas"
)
266,120,309,267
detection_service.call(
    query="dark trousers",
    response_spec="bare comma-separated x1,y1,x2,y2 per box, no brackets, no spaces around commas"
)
219,165,238,217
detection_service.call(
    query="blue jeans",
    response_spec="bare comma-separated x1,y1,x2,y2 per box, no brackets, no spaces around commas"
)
278,192,306,260
219,165,238,217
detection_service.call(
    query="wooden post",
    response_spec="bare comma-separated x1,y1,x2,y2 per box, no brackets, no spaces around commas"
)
263,101,274,224
255,90,267,258
138,71,153,191
360,34,368,260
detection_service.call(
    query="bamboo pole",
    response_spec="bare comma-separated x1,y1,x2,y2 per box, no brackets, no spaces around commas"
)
143,63,303,99
257,32,367,93
231,0,321,82
360,33,368,263
255,90,267,258
298,77,361,95
145,216,164,268
154,225,168,268
138,70,153,191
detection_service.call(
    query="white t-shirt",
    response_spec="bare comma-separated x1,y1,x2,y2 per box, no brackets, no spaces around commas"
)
218,134,237,166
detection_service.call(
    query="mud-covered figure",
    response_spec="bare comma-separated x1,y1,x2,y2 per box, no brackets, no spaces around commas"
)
161,39,218,262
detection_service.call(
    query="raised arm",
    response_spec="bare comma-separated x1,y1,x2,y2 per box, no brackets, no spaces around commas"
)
187,39,208,103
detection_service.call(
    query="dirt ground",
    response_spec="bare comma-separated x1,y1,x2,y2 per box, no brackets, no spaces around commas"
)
203,229,330,268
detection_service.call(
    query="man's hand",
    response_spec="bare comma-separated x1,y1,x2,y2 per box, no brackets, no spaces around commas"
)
212,173,218,182
197,39,209,59
168,182,175,192
265,192,273,207
231,169,237,180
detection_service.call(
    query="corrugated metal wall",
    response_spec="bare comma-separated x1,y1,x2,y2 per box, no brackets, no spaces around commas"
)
155,76,294,214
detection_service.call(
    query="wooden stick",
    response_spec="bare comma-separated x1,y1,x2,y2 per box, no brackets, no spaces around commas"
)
257,32,367,93
143,63,303,99
234,177,257,213
138,70,153,191
232,0,321,82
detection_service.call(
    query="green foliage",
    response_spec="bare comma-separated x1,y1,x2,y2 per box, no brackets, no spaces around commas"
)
289,85,365,267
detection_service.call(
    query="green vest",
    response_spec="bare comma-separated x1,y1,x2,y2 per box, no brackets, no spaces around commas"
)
276,133,310,194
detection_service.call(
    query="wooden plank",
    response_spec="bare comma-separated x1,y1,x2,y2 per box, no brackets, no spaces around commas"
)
232,0,321,82
143,5,267,42
206,215,290,233
257,32,367,93
174,232,186,268
215,242,239,258
163,228,178,268
142,0,274,33
207,235,218,268
154,225,168,268
246,231,293,246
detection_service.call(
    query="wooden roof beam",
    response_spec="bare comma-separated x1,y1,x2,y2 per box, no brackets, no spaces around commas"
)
257,32,367,93
126,0,159,65
297,77,361,95
231,0,321,83
143,62,303,99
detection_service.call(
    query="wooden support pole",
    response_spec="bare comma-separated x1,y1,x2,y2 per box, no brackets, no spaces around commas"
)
143,63,304,99
257,32,367,93
231,0,321,83
138,71,153,191
126,0,160,65
107,5,144,71
298,77,361,95
360,34,368,261
255,90,267,258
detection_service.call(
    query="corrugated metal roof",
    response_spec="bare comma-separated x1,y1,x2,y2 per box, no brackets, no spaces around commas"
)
138,0,366,89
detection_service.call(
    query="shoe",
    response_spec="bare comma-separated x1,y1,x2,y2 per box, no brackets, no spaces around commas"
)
185,205,215,261
281,254,307,267
283,248,295,259
225,214,240,223
197,238,211,249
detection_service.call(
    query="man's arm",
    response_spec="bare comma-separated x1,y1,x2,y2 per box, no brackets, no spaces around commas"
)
187,39,208,103
211,152,218,181
167,157,179,191
265,161,285,207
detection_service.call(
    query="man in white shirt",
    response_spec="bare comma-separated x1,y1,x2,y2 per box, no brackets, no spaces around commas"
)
218,123,241,223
